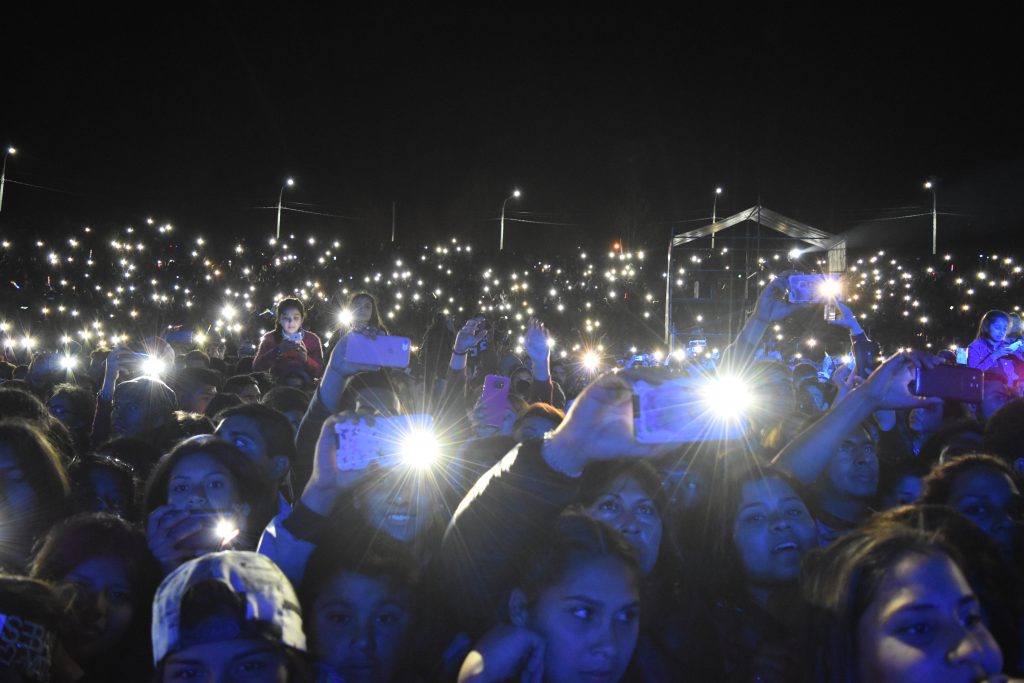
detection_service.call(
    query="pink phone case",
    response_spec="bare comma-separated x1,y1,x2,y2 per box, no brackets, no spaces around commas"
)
344,333,411,368
480,375,511,428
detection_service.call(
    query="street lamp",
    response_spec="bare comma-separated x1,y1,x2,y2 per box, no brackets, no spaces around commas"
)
499,188,521,251
0,147,17,214
276,178,295,240
711,186,723,248
924,180,937,255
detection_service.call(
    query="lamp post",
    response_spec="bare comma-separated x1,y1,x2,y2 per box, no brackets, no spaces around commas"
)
499,189,521,251
276,178,295,240
0,147,16,214
924,180,937,255
710,186,723,249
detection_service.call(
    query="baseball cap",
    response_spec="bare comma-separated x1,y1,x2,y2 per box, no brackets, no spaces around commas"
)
151,551,306,665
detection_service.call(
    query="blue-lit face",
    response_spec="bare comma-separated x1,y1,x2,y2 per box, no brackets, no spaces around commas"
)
855,552,1002,683
987,316,1009,343
733,476,817,586
947,466,1021,561
825,429,879,500
522,556,640,683
310,571,412,683
585,475,662,575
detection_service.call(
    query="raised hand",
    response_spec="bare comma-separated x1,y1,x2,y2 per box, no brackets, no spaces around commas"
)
751,272,815,324
858,351,943,410
827,301,864,335
542,369,679,476
458,624,546,683
454,317,486,355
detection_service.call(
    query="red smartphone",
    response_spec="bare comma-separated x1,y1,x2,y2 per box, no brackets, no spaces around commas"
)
344,333,411,368
912,365,984,403
480,375,511,428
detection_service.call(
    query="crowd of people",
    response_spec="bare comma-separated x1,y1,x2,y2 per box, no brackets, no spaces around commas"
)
1,268,1024,683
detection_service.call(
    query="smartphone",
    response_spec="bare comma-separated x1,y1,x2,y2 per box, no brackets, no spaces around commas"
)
823,302,839,321
480,375,511,428
954,347,969,366
788,274,843,304
912,365,984,403
334,414,435,470
176,510,240,551
633,375,749,443
344,333,411,368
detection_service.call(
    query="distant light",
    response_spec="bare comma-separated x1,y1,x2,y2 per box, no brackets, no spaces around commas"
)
512,189,521,198
6,147,14,155
924,181,933,189
715,187,723,194
788,248,802,259
286,178,295,186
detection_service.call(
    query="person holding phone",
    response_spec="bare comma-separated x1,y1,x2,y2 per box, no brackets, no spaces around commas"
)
144,435,275,573
968,310,1023,387
253,297,324,378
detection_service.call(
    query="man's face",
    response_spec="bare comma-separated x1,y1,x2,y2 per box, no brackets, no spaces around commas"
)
825,429,879,500
216,415,276,482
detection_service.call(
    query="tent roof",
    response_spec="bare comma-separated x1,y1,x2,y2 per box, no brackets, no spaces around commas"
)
671,206,836,249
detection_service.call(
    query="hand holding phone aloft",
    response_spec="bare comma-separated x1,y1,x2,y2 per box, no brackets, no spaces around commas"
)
334,414,438,471
344,332,412,368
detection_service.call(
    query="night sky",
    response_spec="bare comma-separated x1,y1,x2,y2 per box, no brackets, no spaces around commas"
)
4,6,1022,252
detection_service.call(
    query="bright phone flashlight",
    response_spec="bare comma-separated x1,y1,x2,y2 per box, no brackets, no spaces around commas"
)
214,519,240,543
141,357,166,377
818,278,842,299
338,309,354,326
60,355,78,370
702,375,752,418
582,351,600,371
400,427,440,469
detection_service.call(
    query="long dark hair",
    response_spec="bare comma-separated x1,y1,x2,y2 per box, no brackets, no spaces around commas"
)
143,435,276,546
800,521,966,683
273,297,306,337
29,513,162,680
0,419,71,570
976,309,1010,342
347,291,389,334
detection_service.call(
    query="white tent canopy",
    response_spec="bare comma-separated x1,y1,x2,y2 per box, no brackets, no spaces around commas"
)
664,205,847,345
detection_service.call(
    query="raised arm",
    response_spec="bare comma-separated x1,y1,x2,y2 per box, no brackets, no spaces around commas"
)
772,351,942,483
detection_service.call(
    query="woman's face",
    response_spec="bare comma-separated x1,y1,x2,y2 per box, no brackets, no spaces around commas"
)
310,571,412,683
352,297,374,325
732,476,817,586
947,466,1021,560
986,316,1009,343
167,452,239,512
64,555,135,658
585,475,663,575
357,473,436,543
855,552,1002,683
278,306,303,335
523,555,640,683
908,403,944,436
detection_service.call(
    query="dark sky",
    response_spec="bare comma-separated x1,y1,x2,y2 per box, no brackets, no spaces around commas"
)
4,5,1022,251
